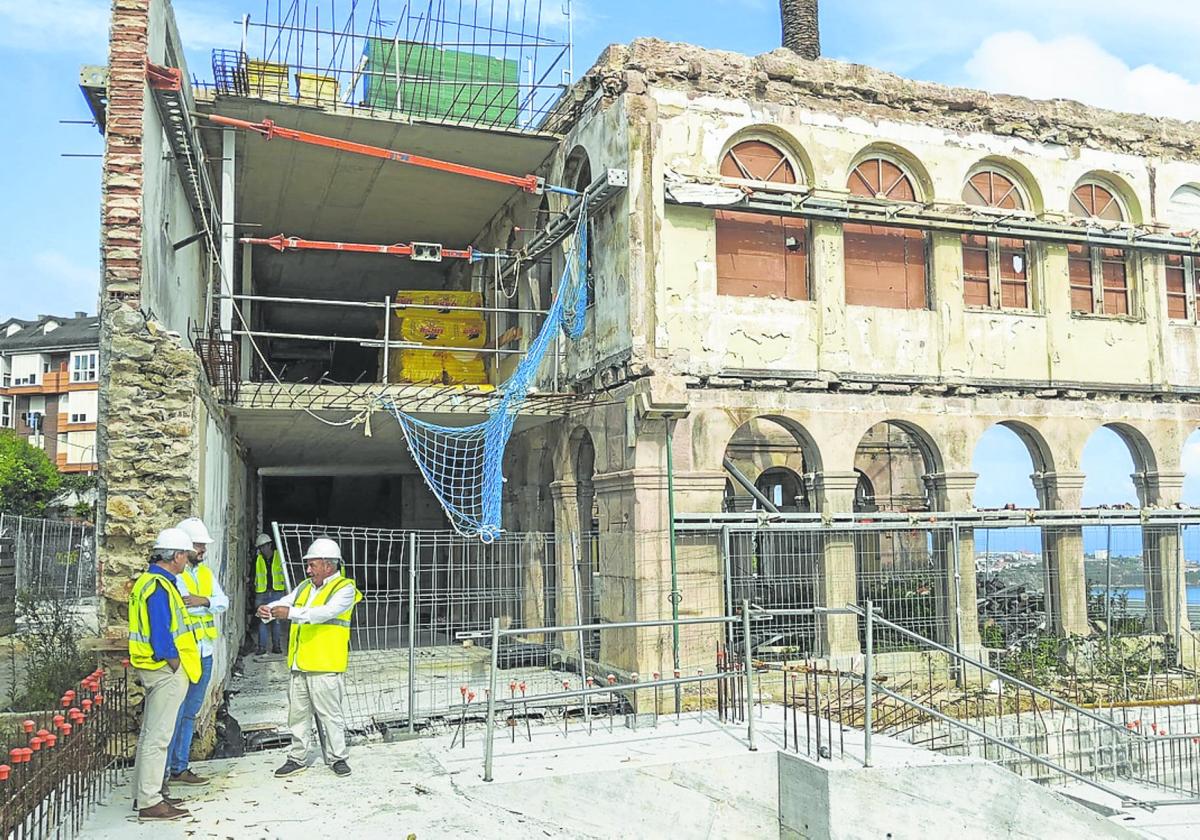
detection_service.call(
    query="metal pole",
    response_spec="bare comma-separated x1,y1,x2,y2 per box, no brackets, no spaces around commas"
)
1176,524,1185,665
721,525,733,659
407,531,417,733
864,599,874,767
483,617,500,782
666,415,681,714
1106,525,1112,643
381,296,391,384
741,599,756,751
571,536,590,726
950,523,963,660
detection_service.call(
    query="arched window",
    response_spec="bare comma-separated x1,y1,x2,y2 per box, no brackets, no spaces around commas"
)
843,157,928,309
961,168,1031,310
1068,181,1131,316
715,140,809,300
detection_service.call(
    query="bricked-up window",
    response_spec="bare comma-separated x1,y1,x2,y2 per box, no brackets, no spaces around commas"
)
715,141,809,299
1165,254,1200,321
844,158,928,309
1069,182,1132,315
961,170,1031,310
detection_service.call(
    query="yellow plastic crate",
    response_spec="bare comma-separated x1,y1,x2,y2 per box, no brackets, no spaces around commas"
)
296,72,338,105
247,60,289,98
399,316,487,349
393,290,483,320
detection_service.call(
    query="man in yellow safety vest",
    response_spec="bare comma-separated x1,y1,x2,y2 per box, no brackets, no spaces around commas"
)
128,528,201,822
166,517,229,787
257,537,361,778
253,533,287,655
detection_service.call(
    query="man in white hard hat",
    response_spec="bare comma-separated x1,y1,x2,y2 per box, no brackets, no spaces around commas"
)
128,528,202,822
252,533,287,655
166,517,229,787
257,537,361,778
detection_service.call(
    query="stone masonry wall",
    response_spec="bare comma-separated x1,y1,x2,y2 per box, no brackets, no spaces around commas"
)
579,39,1200,162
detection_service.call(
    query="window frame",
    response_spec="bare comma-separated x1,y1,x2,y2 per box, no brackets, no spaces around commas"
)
70,351,98,383
1165,253,1200,322
0,400,10,429
714,138,812,301
843,156,932,311
960,168,1035,312
1068,181,1137,318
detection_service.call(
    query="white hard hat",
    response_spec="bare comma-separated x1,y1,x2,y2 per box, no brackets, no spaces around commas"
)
176,517,213,545
255,533,273,547
302,537,342,562
153,528,194,554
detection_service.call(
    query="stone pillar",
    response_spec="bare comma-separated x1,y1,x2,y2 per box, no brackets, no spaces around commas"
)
926,472,982,653
1134,472,1191,639
1033,472,1090,637
549,479,580,648
807,471,861,657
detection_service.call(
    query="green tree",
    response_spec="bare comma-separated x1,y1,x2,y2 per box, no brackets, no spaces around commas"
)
0,430,62,516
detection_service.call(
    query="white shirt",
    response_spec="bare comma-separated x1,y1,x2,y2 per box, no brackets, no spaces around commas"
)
175,562,230,658
268,572,357,670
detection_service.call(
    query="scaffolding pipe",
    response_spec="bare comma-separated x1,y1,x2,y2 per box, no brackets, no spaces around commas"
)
666,415,681,715
722,457,779,513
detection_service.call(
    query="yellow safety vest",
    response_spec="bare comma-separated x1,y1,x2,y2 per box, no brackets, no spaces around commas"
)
128,571,202,683
286,576,362,673
180,564,218,641
255,550,287,594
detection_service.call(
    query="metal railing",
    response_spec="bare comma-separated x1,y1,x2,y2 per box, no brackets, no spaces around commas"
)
0,516,96,606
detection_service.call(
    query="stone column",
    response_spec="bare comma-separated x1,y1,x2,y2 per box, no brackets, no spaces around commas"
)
926,472,982,653
549,479,580,648
1134,471,1190,639
807,471,861,658
1033,472,1090,637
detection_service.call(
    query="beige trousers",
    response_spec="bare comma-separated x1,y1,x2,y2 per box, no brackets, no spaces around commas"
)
131,665,188,808
287,671,348,765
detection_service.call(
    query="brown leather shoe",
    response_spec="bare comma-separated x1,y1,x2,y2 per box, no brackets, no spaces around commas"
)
138,801,189,821
170,769,209,785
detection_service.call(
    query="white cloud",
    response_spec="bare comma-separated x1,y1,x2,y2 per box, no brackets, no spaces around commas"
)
965,30,1200,121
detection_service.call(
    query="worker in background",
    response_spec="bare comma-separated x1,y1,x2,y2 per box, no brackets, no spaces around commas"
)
128,528,201,822
257,537,361,778
166,517,229,786
253,533,287,655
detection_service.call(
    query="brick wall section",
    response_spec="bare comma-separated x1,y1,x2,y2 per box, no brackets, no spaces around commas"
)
102,0,150,305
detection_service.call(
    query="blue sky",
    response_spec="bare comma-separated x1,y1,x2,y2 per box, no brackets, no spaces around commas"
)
2,0,1198,502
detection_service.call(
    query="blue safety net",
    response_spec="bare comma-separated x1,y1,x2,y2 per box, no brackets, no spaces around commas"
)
381,198,589,540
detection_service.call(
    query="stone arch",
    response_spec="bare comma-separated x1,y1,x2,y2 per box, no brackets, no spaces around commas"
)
963,156,1044,216
562,144,593,194
851,419,944,511
848,142,935,204
717,125,814,187
1102,421,1158,477
969,421,1053,509
1070,170,1144,226
721,414,823,512
998,420,1056,476
1168,183,1200,229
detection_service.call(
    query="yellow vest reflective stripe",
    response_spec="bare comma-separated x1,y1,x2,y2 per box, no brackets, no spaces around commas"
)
286,576,362,673
180,565,218,641
255,551,287,594
127,571,202,683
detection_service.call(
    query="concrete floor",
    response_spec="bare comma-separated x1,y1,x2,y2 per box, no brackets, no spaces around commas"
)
74,701,1194,839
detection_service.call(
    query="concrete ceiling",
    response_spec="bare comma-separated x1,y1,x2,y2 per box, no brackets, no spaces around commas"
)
198,99,559,341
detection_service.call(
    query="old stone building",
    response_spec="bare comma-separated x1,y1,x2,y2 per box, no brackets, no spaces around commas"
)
92,0,1200,737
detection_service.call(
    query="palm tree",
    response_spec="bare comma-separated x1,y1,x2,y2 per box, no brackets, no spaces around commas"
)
780,0,820,60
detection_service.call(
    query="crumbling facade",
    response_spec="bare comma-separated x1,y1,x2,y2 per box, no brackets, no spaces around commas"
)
94,0,1200,735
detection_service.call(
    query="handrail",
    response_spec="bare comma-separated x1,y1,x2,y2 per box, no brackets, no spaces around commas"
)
841,603,1200,744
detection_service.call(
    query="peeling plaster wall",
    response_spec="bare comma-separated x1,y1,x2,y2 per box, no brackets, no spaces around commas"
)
558,39,1200,391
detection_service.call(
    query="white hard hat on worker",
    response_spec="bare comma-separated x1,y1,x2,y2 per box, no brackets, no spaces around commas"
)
302,538,342,562
153,528,194,554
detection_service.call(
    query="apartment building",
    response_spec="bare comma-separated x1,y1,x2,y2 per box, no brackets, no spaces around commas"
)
0,313,100,474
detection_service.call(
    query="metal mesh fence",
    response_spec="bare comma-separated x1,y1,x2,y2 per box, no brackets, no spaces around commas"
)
0,515,96,604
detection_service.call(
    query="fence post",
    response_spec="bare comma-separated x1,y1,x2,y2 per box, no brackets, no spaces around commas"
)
0,530,15,636
721,526,733,659
864,599,874,767
483,616,500,782
408,531,417,733
741,599,756,752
